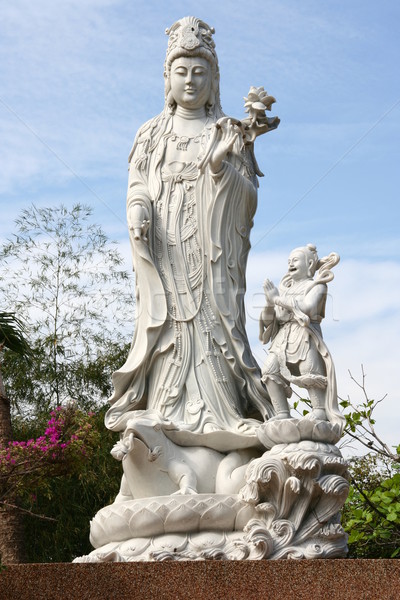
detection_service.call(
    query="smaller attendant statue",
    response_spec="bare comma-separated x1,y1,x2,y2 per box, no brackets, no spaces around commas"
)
259,243,344,431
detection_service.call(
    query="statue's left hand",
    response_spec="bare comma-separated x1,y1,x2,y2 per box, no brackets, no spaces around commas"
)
130,219,150,242
209,119,240,174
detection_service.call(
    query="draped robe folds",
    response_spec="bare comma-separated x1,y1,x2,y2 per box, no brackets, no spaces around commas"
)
105,113,273,450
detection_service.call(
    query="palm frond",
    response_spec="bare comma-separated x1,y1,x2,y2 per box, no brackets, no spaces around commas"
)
0,312,32,358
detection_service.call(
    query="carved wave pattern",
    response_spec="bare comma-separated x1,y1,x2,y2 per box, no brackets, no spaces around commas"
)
241,441,349,559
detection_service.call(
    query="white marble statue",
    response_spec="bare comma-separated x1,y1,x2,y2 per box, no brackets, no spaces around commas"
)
105,17,279,449
259,243,345,431
75,18,349,563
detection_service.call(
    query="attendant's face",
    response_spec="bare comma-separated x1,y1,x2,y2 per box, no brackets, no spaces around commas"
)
288,251,310,281
170,56,212,110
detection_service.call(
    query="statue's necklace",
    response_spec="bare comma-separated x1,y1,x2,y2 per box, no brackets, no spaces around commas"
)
170,133,200,151
170,116,210,151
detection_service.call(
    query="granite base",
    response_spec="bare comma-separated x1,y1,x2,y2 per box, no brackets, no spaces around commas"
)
0,560,399,600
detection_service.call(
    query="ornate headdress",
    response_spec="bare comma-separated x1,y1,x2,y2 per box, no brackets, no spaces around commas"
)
164,17,219,77
163,17,222,116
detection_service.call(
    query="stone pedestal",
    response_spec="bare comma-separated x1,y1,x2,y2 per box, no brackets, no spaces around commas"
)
0,561,399,600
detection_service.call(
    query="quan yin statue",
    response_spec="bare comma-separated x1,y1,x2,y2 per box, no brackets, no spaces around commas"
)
105,18,279,442
75,18,349,562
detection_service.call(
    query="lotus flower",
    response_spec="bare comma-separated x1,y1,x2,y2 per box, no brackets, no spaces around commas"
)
244,86,276,124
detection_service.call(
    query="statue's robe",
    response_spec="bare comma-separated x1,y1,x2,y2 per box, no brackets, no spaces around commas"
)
105,112,273,450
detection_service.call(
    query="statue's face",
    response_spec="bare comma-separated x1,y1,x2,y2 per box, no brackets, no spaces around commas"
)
288,251,310,281
170,56,212,110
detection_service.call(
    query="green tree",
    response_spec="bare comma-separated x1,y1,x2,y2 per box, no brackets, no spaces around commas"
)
0,204,134,414
342,453,400,558
1,404,115,563
0,311,32,563
338,368,400,558
0,205,135,562
0,312,32,438
13,406,121,562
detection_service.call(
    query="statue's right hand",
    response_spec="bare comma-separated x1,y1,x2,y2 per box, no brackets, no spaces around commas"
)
209,119,240,174
128,203,150,242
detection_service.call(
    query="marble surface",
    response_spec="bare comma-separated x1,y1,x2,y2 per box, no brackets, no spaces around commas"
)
1,561,399,600
260,244,344,430
80,16,284,561
78,16,349,563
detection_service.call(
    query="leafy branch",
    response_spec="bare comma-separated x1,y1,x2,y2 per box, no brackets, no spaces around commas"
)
339,365,398,463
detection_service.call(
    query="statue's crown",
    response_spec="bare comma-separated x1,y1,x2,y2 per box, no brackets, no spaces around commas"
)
164,17,218,75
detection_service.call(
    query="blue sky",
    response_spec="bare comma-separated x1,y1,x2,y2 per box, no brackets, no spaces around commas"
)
1,0,399,453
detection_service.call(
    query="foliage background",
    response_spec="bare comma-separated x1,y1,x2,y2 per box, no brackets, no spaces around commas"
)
13,407,121,563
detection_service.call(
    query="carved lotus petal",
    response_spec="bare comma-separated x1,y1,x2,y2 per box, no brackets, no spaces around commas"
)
90,505,135,547
312,420,341,444
258,419,301,447
297,418,315,440
129,506,165,538
200,501,236,531
278,420,303,442
259,418,344,448
152,533,189,553
119,536,151,557
89,519,108,549
252,101,267,111
256,426,275,449
189,531,225,551
164,504,200,533
261,95,276,109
